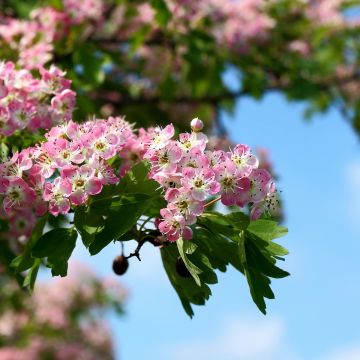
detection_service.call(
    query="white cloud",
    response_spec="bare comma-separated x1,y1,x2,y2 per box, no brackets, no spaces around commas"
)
320,343,360,360
162,315,298,360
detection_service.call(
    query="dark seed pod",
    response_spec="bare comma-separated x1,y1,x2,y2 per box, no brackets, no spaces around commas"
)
112,255,129,275
176,256,191,278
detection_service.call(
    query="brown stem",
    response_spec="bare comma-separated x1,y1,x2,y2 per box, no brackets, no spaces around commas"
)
125,238,146,261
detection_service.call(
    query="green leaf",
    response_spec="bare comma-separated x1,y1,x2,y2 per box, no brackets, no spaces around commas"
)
130,24,152,52
0,240,24,286
74,206,104,248
183,241,198,255
177,238,202,286
48,0,64,10
247,219,288,241
74,161,165,254
197,212,289,314
239,230,290,314
73,45,108,86
31,228,77,277
0,142,9,162
198,211,248,239
161,244,212,318
0,218,9,232
11,216,48,273
161,237,220,317
150,0,171,27
23,259,41,292
191,226,243,273
88,194,152,255
118,161,161,196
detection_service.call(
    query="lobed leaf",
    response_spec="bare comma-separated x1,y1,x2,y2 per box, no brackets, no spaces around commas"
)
31,228,77,277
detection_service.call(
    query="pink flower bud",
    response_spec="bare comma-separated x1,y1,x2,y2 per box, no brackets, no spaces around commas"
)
190,118,204,132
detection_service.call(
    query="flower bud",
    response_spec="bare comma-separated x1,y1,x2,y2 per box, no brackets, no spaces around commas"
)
190,117,204,132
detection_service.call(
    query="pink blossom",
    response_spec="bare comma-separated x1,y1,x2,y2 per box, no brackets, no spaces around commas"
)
181,167,220,201
44,138,84,168
43,177,72,216
51,89,76,121
146,143,183,174
0,61,75,136
0,151,32,179
250,183,279,220
165,187,204,223
82,125,120,160
158,208,191,241
236,169,272,207
230,144,258,177
149,124,175,150
61,165,102,205
1,177,35,214
214,161,249,206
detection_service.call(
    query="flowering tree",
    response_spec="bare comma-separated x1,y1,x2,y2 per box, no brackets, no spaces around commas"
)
2,0,358,317
0,263,126,360
1,0,359,133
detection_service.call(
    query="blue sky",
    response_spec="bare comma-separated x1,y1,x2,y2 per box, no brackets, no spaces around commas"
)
67,90,360,360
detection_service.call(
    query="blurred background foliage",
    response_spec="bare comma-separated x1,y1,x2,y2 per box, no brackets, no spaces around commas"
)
0,263,126,359
1,0,359,135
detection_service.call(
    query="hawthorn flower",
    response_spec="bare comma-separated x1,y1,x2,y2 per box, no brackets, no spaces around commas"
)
51,89,76,121
0,151,32,179
8,100,33,130
214,161,249,206
178,147,209,171
146,143,182,174
61,165,102,206
88,157,119,185
158,208,193,242
27,173,47,216
230,144,258,177
82,125,119,160
0,61,75,136
8,209,37,240
44,138,84,168
1,177,35,214
178,132,207,152
165,187,204,223
181,167,220,201
152,171,182,189
43,178,72,216
32,147,57,179
206,150,225,168
250,183,279,220
236,169,272,207
0,82,8,99
148,124,175,150
40,65,70,93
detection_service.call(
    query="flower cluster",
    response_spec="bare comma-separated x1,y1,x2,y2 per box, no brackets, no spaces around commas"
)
0,61,75,136
145,118,277,242
2,0,358,72
0,1,104,69
0,116,135,245
0,111,277,245
0,263,126,360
